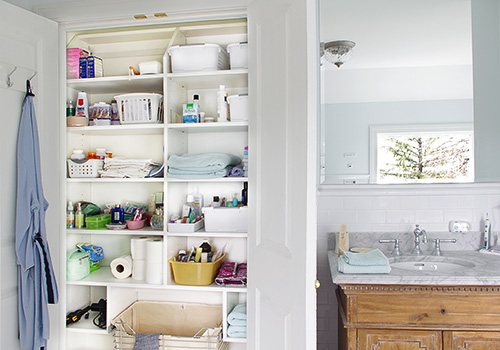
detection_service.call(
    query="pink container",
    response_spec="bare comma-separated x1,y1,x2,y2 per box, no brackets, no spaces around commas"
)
126,219,146,230
67,48,89,79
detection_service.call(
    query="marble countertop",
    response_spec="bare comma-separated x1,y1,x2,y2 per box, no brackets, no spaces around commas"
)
329,250,500,286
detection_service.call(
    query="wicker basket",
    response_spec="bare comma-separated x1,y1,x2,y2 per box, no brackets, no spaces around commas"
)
67,159,103,178
112,301,226,350
114,93,163,124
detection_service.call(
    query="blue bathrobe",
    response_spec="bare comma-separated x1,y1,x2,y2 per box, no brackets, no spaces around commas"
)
16,93,58,350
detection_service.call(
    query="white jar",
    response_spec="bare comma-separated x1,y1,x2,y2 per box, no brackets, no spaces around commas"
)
70,150,85,160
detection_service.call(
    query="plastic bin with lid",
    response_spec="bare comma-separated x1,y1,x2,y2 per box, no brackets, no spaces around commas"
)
168,43,229,73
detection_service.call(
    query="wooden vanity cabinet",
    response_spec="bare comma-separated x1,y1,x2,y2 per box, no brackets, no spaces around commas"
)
337,285,500,350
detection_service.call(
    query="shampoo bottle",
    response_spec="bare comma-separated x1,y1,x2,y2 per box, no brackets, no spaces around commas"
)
191,187,203,219
217,85,228,122
75,202,84,229
66,201,74,228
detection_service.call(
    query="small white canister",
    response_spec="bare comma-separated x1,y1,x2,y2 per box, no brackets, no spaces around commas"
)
227,93,249,121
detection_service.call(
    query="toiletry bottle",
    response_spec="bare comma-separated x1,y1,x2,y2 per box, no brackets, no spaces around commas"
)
483,214,491,249
111,204,124,224
182,94,201,123
66,201,75,228
232,192,238,206
70,150,85,161
217,85,228,122
186,194,195,222
242,182,248,206
75,202,84,229
192,187,203,219
212,196,221,207
200,239,212,253
178,249,187,262
76,91,89,120
66,100,75,117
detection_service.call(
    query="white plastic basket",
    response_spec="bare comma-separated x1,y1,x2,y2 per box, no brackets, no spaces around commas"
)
114,93,163,124
227,42,248,69
168,44,229,73
67,159,103,178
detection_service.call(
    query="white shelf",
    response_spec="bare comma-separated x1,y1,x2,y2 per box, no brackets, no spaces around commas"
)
67,74,163,94
167,230,247,238
67,178,164,183
67,228,164,236
167,177,248,183
66,316,108,335
166,69,248,89
68,267,247,292
223,337,247,343
168,122,248,133
67,124,164,135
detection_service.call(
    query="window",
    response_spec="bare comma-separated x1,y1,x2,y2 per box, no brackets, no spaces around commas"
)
370,124,474,184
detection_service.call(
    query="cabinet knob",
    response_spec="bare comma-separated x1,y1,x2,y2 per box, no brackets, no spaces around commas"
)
315,280,321,289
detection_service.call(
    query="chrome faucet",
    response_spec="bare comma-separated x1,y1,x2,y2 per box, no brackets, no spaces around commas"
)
412,224,428,255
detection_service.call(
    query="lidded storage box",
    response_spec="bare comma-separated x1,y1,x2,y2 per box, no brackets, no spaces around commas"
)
227,94,249,121
227,42,248,69
168,44,229,73
202,207,248,232
85,214,111,230
112,301,223,350
114,93,163,124
67,250,90,281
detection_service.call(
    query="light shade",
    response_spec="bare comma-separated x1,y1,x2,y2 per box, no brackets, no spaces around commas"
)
321,40,356,68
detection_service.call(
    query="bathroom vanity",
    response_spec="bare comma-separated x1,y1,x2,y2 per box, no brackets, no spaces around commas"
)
330,251,500,349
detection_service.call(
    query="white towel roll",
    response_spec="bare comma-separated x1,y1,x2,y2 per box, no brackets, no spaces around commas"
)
132,259,146,281
110,255,133,279
130,237,152,260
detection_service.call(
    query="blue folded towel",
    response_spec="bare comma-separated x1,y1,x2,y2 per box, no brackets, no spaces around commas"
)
227,325,247,338
133,333,160,350
168,166,231,179
342,249,389,266
227,303,247,326
167,153,241,172
338,255,391,274
227,165,245,177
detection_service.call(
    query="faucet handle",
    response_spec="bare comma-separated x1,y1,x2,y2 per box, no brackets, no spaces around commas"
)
431,238,457,256
379,239,403,256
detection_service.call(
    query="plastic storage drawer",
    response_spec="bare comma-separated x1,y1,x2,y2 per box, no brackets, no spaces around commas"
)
168,43,229,73
202,207,248,232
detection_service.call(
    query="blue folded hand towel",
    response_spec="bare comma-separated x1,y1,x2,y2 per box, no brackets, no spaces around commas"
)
167,153,241,172
338,255,391,274
342,249,389,266
227,303,247,326
227,325,247,338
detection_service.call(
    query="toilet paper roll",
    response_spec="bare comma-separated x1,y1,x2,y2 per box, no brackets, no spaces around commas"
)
110,255,133,279
146,238,163,264
145,262,162,285
132,259,146,281
130,237,152,260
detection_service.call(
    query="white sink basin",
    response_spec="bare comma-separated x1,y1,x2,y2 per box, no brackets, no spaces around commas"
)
389,256,475,272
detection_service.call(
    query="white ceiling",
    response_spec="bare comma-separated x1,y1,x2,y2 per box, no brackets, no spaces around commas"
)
320,0,473,70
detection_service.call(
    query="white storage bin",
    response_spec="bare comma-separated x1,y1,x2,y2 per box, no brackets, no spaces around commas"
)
227,94,249,121
168,44,229,73
227,42,248,69
114,93,163,124
202,207,248,232
139,61,162,74
167,219,204,233
67,159,103,178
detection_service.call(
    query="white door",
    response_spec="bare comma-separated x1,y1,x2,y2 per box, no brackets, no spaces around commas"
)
0,2,61,349
247,0,319,348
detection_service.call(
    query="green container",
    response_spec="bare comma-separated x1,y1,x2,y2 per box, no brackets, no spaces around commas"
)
86,214,111,230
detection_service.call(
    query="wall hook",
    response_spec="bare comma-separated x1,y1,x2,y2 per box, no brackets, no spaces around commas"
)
28,71,37,82
6,66,17,87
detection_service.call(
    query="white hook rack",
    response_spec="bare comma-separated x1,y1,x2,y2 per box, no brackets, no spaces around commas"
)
6,66,17,87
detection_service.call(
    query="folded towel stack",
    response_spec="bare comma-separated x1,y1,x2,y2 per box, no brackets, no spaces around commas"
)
337,249,391,274
227,303,246,338
167,153,241,179
98,158,162,178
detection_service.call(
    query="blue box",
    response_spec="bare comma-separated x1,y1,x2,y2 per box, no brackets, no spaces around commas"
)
87,56,103,78
79,57,88,78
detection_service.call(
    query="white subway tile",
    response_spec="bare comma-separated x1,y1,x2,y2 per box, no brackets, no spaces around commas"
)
346,223,372,232
358,210,386,224
317,209,331,225
372,196,400,209
371,223,401,232
400,196,430,209
458,195,483,209
343,196,373,210
428,196,459,209
443,210,474,223
331,210,357,225
387,210,415,224
317,196,343,210
414,210,444,223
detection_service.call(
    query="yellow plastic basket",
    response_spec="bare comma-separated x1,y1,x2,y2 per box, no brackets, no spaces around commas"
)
169,254,225,286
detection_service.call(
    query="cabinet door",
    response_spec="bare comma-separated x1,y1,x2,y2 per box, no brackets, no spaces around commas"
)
358,329,442,350
445,331,500,350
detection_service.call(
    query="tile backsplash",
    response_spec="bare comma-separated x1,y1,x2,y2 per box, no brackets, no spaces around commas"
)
316,183,500,350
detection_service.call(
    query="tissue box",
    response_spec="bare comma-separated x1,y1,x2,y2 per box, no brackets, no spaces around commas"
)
67,48,88,79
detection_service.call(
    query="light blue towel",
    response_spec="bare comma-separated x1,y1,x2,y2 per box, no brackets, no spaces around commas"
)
342,249,389,266
227,325,246,338
167,153,241,172
168,166,231,178
227,303,247,326
338,255,391,274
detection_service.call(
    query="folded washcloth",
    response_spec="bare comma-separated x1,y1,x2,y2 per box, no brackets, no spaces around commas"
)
133,333,160,350
227,165,245,177
342,249,389,266
167,153,241,172
227,303,247,326
338,255,391,274
227,325,246,338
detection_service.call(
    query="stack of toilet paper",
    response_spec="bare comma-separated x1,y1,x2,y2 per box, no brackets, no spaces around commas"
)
116,236,162,284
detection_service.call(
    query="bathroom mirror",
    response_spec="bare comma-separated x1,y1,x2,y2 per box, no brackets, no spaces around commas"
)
319,0,490,185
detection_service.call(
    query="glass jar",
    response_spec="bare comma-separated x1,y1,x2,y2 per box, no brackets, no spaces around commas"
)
150,208,164,230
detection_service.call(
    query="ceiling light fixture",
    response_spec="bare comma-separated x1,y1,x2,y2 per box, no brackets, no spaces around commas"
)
320,40,356,68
